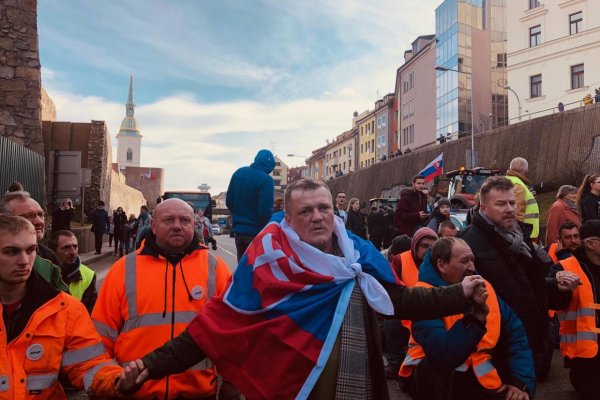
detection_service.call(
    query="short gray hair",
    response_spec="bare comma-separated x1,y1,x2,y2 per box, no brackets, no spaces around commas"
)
509,157,528,174
556,185,577,200
0,190,32,213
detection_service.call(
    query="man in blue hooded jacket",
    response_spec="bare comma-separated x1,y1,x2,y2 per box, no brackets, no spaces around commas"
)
226,149,276,261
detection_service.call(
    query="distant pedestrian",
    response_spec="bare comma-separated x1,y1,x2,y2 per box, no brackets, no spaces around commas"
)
345,198,367,239
577,174,600,222
382,205,396,248
113,207,127,255
51,198,75,233
583,94,593,105
90,201,109,254
546,185,581,246
334,191,348,223
394,175,429,236
135,205,152,249
558,102,565,112
367,205,386,249
226,149,275,261
595,88,600,104
107,214,114,247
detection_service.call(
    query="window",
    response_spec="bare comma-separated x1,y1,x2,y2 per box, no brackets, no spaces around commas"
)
361,144,364,153
529,25,541,47
530,74,542,98
570,12,582,35
349,159,352,168
571,64,584,89
528,0,539,9
126,148,133,161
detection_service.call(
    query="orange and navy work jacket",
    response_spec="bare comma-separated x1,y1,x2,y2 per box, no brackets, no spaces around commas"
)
399,251,419,288
400,280,503,390
92,244,231,399
0,292,121,399
557,257,599,359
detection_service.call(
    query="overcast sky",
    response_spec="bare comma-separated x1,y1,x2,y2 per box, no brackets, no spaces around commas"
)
38,0,439,193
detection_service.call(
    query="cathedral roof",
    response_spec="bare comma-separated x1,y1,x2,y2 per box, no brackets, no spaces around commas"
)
117,75,142,137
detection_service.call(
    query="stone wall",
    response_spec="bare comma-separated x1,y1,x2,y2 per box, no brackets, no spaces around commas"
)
327,104,600,202
86,120,112,218
110,169,146,216
0,0,44,154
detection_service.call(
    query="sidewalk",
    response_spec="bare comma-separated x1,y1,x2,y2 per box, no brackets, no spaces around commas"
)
79,241,115,265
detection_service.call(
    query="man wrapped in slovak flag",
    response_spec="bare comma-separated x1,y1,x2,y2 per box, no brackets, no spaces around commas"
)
117,180,484,400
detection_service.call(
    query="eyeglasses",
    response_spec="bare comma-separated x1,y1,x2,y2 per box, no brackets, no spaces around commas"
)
18,211,45,220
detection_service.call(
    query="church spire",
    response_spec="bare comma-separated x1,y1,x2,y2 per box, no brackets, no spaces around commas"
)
118,75,141,135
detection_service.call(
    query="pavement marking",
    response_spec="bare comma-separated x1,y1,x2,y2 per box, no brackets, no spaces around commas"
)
219,246,237,259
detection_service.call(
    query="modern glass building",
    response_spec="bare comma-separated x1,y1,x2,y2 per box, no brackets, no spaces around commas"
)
435,0,507,142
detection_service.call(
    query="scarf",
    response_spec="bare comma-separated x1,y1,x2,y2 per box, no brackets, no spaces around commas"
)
478,210,532,258
187,217,395,399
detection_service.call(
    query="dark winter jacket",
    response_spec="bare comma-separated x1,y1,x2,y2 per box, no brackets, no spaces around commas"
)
52,207,74,232
226,150,275,236
346,209,367,239
581,192,600,222
367,210,386,236
412,252,535,396
394,188,428,235
90,207,110,234
459,211,570,354
112,211,128,237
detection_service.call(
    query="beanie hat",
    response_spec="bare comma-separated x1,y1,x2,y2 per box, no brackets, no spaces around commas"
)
389,234,412,257
580,220,600,240
411,227,439,261
433,198,451,210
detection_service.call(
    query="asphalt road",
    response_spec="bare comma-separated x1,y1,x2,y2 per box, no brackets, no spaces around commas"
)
84,236,579,399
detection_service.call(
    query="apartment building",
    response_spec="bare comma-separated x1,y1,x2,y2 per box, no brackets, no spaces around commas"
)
374,93,395,161
306,145,327,181
271,156,288,191
323,129,358,179
357,110,376,169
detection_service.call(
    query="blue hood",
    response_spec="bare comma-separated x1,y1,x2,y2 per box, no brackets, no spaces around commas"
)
418,250,449,288
250,149,276,174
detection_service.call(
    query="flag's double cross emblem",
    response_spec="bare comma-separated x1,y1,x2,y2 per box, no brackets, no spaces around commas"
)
252,234,304,282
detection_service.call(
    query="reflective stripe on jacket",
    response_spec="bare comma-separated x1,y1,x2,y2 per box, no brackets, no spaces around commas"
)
400,280,503,390
557,257,599,359
399,250,419,287
0,293,121,399
69,264,95,301
506,175,539,239
92,246,231,399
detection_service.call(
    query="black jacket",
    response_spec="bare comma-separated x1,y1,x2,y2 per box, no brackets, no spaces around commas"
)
346,210,367,239
367,210,386,236
90,208,109,234
459,211,569,354
581,192,600,222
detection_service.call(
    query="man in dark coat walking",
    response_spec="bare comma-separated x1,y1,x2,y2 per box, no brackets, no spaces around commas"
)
90,201,110,254
395,175,429,236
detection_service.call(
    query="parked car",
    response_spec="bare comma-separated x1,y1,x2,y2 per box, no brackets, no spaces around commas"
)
211,224,223,235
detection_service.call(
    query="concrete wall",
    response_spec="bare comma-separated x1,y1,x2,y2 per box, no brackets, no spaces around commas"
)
327,104,600,202
0,0,44,155
110,169,146,216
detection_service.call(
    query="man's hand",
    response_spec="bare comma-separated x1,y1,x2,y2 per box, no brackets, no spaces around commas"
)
556,270,581,291
461,275,485,298
471,284,489,323
116,360,148,395
497,384,529,400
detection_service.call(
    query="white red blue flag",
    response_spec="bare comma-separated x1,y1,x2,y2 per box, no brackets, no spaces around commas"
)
187,218,395,399
419,153,444,182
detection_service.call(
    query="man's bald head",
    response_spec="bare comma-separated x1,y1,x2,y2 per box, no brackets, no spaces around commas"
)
151,199,196,253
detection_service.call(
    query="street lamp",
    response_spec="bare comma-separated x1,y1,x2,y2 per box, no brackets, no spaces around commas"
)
287,154,308,178
435,65,475,168
503,86,522,122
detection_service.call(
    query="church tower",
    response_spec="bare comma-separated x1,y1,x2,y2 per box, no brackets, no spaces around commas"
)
117,76,142,168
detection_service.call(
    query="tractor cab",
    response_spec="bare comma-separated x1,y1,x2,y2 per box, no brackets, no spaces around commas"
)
446,167,503,209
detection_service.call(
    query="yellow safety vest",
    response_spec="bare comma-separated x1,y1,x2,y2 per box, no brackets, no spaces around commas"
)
506,175,539,239
69,264,95,301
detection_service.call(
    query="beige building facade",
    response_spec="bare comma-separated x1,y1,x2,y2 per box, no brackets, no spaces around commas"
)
397,35,437,153
323,129,357,180
271,156,288,191
507,0,600,120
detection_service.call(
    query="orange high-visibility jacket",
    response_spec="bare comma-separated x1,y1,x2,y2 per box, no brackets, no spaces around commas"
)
557,257,599,359
548,243,558,263
400,280,503,390
92,246,231,399
0,292,121,399
399,250,419,287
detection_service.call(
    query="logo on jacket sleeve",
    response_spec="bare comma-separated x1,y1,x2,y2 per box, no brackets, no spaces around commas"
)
191,285,204,300
26,344,44,361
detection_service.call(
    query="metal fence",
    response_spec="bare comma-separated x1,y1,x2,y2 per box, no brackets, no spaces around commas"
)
0,136,45,205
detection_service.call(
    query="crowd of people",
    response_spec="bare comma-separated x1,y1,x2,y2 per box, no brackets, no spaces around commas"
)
0,150,599,399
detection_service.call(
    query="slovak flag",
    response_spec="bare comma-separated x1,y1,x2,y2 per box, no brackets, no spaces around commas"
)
419,153,444,182
187,218,395,399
